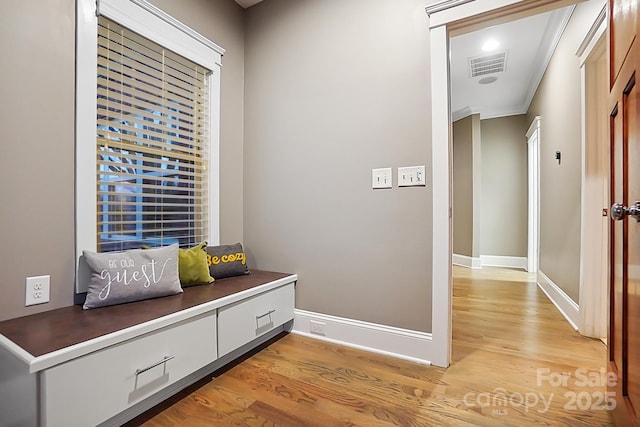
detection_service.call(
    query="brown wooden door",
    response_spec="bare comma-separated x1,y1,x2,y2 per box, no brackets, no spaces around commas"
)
609,1,640,425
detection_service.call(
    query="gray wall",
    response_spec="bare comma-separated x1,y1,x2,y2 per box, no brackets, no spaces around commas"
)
453,114,527,259
0,0,245,321
480,116,528,257
527,0,603,303
244,0,433,332
452,114,481,258
0,0,76,321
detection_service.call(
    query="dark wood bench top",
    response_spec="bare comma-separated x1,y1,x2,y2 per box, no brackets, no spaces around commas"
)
0,270,293,357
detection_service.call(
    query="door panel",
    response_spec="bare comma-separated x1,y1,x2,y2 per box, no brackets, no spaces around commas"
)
627,73,640,416
609,1,640,425
610,70,639,427
610,102,624,388
610,0,637,82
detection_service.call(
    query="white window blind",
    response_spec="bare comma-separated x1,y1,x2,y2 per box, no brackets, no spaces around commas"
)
96,17,210,252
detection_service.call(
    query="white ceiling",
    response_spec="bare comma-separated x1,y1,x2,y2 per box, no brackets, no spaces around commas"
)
235,0,263,8
450,6,573,121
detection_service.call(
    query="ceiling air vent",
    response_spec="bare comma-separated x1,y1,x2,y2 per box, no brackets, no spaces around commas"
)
468,52,507,78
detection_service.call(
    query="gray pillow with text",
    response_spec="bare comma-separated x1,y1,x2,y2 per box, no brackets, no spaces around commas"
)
206,243,250,279
82,244,182,309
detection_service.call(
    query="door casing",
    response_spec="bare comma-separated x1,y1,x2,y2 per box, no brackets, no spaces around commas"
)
427,0,586,367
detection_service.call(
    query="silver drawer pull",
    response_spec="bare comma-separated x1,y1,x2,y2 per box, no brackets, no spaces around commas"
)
135,355,175,376
256,309,276,321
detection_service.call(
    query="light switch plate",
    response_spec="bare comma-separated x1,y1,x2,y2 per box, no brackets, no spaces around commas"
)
372,168,392,189
398,165,426,187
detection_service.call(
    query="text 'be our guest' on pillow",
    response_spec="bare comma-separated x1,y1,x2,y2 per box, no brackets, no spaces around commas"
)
82,244,182,310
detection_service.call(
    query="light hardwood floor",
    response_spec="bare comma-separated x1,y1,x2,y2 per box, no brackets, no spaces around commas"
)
129,266,613,426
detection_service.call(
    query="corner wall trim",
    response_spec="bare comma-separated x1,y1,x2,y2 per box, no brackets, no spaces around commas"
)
425,0,474,16
292,310,433,366
537,270,580,330
575,3,606,58
452,254,482,269
480,255,528,270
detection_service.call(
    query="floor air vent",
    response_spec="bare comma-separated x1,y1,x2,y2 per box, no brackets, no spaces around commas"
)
469,52,507,77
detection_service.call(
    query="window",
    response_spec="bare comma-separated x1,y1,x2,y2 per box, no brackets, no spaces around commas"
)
76,0,224,292
97,18,210,252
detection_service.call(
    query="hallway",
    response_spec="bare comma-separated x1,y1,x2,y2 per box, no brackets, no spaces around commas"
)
132,266,613,426
450,265,612,425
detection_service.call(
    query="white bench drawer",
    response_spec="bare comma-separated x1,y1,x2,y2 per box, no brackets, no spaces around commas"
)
42,312,217,427
217,283,294,357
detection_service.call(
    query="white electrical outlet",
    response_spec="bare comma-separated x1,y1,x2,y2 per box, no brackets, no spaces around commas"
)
372,167,392,189
26,275,50,306
309,320,326,335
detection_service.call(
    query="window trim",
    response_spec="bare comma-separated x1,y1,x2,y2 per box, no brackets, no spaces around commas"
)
76,0,223,293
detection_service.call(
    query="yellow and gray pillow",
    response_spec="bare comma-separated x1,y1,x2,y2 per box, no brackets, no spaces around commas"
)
206,243,250,279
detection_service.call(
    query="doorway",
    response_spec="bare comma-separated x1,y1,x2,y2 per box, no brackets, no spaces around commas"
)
427,0,602,368
578,15,608,340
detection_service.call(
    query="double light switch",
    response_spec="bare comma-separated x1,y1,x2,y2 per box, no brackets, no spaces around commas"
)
371,168,392,189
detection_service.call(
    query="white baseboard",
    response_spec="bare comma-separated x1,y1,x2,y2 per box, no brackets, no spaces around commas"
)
292,310,433,366
480,255,528,270
453,254,528,270
537,270,579,330
452,254,482,269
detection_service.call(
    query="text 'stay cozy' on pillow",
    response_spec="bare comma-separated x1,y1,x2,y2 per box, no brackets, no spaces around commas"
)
206,243,250,279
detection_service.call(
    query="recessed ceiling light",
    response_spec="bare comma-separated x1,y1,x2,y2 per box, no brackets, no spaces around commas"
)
482,39,500,52
479,76,498,84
